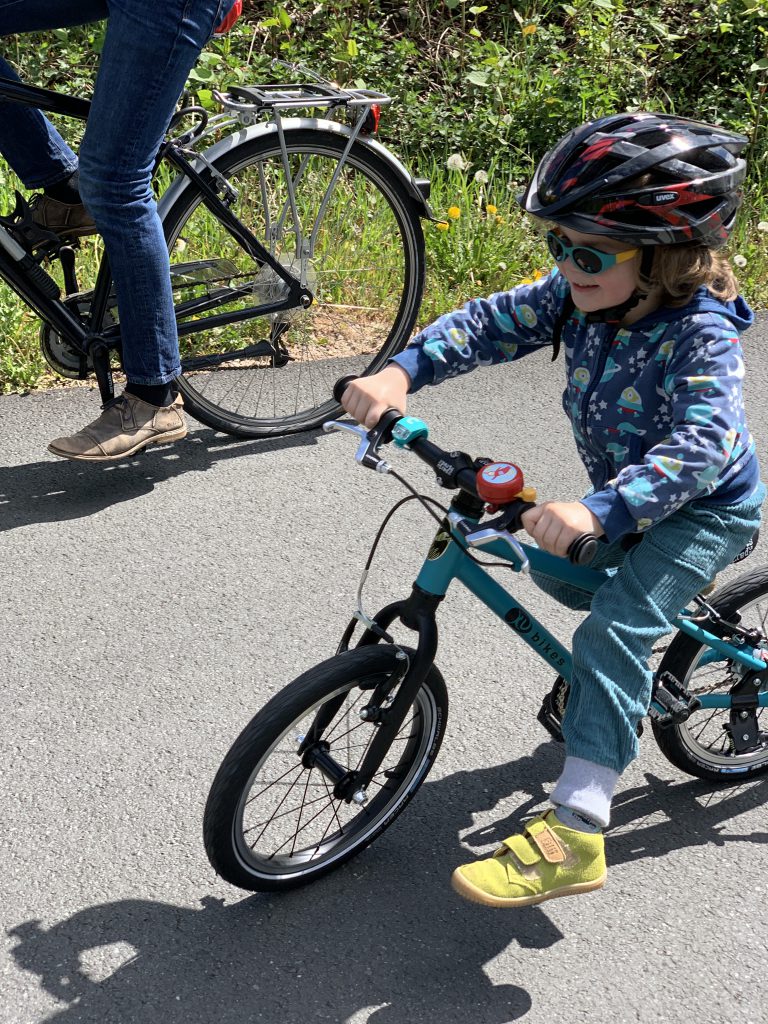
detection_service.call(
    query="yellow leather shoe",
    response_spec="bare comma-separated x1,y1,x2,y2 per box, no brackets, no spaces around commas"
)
451,811,606,908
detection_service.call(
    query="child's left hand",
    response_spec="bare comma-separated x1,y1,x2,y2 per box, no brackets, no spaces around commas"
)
521,501,605,558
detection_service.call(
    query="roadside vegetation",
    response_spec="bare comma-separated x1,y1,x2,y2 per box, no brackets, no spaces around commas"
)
2,0,768,391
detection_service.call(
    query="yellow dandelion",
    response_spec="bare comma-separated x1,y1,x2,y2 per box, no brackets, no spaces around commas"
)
522,24,536,36
436,221,450,231
486,203,498,216
532,269,544,280
447,205,461,220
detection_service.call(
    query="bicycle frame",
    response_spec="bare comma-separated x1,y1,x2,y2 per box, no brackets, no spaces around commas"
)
335,494,768,800
0,75,359,399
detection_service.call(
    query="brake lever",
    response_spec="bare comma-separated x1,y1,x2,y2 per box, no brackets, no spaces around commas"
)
448,511,531,573
323,420,392,472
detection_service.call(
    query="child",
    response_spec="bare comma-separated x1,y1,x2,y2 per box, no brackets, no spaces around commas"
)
340,112,765,908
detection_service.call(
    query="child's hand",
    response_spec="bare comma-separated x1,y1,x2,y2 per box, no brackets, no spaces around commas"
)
340,365,411,428
521,500,605,558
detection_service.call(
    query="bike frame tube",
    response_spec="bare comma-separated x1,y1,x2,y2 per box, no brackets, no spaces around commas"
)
408,514,767,709
412,523,607,684
0,76,89,119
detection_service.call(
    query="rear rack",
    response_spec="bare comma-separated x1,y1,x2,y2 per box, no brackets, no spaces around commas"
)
217,83,391,117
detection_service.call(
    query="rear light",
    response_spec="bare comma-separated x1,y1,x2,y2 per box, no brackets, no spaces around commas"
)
361,104,381,135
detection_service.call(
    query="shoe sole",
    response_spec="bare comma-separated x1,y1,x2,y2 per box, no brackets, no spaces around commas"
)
450,869,607,908
47,426,187,462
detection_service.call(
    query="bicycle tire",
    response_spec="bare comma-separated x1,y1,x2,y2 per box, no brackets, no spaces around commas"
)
652,565,768,781
160,128,426,438
203,645,448,891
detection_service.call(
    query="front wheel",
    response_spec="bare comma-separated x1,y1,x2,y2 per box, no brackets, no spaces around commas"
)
203,645,448,891
653,566,768,781
160,129,426,438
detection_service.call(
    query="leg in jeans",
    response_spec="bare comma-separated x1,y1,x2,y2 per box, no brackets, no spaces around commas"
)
76,0,227,387
0,2,105,187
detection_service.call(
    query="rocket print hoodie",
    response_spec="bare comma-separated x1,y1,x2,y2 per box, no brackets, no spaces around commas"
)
390,269,760,542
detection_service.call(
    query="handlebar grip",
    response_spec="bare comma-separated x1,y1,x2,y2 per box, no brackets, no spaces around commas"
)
333,374,359,403
567,533,599,566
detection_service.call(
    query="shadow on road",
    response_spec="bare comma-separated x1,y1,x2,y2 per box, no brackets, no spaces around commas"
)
8,741,768,1023
0,427,322,533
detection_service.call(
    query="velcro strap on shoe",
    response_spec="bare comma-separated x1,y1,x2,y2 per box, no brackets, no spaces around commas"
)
526,819,566,864
496,833,541,867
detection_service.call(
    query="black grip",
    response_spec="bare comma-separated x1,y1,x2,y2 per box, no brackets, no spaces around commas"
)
567,533,599,566
333,374,359,403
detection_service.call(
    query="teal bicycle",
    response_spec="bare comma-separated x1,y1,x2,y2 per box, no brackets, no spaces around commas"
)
203,386,768,892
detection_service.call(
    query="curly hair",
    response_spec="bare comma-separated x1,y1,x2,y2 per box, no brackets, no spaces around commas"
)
640,244,739,306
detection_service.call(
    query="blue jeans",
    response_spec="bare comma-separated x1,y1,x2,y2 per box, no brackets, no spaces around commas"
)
0,0,232,385
531,485,765,775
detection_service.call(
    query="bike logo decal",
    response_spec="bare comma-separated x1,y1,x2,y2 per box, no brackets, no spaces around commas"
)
504,605,532,633
504,603,565,668
427,520,451,560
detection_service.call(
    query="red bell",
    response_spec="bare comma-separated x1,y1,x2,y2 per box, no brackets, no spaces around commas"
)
476,461,525,503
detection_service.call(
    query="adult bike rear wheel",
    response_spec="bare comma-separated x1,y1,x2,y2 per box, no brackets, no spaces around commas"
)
203,645,448,891
653,566,768,781
160,128,426,438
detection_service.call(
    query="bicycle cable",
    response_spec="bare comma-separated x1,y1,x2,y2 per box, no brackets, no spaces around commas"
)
346,467,532,649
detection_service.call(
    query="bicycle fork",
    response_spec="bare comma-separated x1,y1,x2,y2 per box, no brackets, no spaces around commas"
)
298,587,443,804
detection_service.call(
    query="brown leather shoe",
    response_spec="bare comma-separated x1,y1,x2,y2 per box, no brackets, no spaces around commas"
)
28,193,97,241
48,393,187,461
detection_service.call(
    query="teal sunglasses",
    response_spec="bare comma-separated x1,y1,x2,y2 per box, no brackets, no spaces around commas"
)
546,230,639,275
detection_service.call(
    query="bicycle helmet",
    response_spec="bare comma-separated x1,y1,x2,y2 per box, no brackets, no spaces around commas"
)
520,112,748,248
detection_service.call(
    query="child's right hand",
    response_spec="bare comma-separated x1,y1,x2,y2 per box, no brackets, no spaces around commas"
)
340,364,411,428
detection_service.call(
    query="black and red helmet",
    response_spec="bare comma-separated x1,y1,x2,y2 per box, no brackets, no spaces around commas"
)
519,112,748,247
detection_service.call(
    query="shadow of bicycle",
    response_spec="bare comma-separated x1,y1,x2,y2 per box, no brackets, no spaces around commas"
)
8,741,768,1024
0,427,323,533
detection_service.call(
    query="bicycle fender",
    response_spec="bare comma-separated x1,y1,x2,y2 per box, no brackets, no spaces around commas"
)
156,117,433,222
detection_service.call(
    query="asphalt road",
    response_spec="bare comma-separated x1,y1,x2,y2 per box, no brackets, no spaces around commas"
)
2,315,768,1024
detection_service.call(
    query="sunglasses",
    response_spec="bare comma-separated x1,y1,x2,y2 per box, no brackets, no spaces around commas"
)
546,231,639,275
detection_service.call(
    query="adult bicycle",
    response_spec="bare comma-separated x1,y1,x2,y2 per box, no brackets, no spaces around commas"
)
202,383,768,891
0,66,429,437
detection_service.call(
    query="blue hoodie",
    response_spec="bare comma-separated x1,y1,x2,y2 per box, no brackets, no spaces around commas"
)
391,269,760,542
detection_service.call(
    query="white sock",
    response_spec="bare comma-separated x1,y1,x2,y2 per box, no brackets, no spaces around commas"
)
551,756,619,828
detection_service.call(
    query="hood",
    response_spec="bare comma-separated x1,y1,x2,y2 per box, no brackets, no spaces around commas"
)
632,286,754,332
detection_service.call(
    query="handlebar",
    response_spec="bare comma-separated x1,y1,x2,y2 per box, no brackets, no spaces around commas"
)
329,375,599,567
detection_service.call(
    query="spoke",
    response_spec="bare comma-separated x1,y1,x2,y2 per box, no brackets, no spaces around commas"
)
290,769,315,857
244,791,338,835
247,768,308,848
244,760,305,806
303,775,347,860
266,791,354,859
691,709,720,743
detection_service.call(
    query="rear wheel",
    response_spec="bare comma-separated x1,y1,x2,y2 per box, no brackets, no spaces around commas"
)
160,129,426,438
653,567,768,781
203,645,448,891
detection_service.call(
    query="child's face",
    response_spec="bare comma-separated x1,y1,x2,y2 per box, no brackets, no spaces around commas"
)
551,227,641,313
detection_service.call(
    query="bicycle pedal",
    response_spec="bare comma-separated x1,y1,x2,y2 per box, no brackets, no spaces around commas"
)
649,670,701,726
537,682,566,743
536,700,565,743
